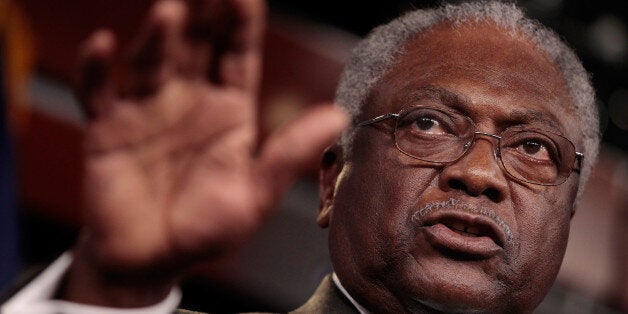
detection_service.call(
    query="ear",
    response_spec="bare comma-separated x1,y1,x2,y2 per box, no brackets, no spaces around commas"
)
317,143,343,228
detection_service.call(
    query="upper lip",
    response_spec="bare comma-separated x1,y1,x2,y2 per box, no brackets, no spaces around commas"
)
419,209,509,248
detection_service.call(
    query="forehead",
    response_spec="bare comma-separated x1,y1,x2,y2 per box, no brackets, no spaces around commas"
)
370,21,579,137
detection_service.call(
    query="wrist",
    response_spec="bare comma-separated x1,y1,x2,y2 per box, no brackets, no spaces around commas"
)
56,242,179,308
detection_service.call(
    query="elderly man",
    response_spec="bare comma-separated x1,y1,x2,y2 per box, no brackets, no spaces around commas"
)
2,0,599,313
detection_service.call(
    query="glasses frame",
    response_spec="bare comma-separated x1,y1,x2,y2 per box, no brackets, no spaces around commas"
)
357,106,584,186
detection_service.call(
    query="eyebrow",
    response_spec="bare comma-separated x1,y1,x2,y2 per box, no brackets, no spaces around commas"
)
506,109,563,132
398,86,564,133
400,86,473,109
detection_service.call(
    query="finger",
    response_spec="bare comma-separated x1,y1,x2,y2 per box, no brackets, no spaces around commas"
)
218,0,265,93
124,0,187,96
176,0,217,77
76,30,117,120
189,0,265,92
256,104,349,213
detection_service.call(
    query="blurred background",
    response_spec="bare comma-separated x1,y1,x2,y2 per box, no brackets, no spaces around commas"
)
0,0,626,313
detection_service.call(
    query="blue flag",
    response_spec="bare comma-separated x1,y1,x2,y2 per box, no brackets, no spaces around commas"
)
0,41,19,292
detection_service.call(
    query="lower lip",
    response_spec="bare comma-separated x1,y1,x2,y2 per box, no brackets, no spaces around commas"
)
422,223,502,258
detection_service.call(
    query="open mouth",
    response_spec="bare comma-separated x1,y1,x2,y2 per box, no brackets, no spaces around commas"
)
445,221,481,237
437,215,505,246
418,210,508,258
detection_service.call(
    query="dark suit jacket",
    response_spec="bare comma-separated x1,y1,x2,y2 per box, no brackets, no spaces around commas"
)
176,275,359,314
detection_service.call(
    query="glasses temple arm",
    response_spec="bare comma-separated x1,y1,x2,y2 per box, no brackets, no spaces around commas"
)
357,113,399,127
573,152,584,171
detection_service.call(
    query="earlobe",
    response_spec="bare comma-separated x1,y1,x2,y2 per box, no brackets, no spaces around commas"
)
317,200,333,228
317,144,343,228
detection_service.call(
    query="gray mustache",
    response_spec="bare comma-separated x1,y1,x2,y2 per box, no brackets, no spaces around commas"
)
411,198,514,244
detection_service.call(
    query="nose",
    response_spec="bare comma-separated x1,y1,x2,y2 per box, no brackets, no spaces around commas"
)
438,136,508,202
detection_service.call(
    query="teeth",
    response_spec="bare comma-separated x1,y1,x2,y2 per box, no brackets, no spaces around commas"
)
466,226,480,235
445,222,481,237
450,222,466,232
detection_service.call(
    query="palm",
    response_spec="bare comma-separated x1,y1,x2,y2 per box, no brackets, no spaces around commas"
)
85,80,257,270
76,0,346,274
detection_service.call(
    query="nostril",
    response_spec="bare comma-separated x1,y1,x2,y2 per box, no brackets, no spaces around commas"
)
448,179,501,201
448,179,467,192
484,188,501,202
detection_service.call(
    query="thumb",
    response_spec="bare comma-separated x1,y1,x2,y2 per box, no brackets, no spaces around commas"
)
255,104,349,214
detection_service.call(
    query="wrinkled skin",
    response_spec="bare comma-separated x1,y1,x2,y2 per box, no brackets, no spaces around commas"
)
319,22,583,313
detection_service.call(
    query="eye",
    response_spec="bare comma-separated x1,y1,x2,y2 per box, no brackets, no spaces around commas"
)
414,117,447,134
515,139,551,161
397,107,462,138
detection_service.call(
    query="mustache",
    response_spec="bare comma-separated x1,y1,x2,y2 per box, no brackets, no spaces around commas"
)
411,198,514,244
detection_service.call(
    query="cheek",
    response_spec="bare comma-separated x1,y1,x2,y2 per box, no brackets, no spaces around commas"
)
329,147,440,274
508,185,572,301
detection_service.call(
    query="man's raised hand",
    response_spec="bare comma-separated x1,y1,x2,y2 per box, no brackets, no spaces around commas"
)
61,0,347,307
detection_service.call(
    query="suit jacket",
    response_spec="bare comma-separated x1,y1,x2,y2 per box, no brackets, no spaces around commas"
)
176,275,359,314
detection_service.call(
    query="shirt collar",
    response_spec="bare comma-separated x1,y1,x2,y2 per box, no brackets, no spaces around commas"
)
332,272,371,314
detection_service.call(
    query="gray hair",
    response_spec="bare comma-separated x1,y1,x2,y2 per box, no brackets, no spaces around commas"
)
335,0,600,205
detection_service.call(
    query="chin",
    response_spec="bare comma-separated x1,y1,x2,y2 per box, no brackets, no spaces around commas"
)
386,257,520,313
399,276,542,314
402,282,505,313
412,299,494,313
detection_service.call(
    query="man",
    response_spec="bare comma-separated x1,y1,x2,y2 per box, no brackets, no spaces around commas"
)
2,0,599,313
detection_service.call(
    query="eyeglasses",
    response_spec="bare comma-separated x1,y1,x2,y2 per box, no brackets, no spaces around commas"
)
357,106,584,186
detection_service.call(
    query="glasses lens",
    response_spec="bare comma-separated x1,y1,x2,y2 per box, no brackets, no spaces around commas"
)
395,107,474,163
499,129,575,185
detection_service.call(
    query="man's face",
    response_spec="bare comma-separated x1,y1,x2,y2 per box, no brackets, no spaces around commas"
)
320,22,583,313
